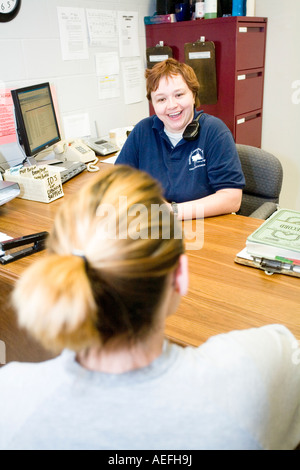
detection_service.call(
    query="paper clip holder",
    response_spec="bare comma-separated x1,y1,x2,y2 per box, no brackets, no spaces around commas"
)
0,232,49,265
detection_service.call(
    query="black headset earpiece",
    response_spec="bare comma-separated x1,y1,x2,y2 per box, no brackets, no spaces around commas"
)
183,112,204,142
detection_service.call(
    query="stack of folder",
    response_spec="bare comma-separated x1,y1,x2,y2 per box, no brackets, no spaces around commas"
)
235,209,300,277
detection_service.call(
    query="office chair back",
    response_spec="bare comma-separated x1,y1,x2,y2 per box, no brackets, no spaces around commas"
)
236,144,283,219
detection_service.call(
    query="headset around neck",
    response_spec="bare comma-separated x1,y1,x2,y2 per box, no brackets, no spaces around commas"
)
183,112,204,141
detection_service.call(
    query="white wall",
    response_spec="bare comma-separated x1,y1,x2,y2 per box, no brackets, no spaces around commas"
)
256,0,300,210
0,0,156,139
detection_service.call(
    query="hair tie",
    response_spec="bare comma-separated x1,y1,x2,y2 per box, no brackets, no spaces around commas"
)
72,250,89,270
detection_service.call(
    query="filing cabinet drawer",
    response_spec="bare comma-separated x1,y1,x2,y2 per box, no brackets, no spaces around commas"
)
236,22,267,70
235,69,264,115
235,111,262,148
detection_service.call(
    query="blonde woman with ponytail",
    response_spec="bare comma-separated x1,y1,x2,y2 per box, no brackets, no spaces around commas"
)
1,165,300,451
12,165,187,362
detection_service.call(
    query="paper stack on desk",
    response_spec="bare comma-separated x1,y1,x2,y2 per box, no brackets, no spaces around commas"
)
3,166,64,203
235,208,300,277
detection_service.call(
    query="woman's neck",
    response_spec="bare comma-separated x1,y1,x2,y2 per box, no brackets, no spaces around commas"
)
76,272,180,374
76,330,165,374
164,128,183,147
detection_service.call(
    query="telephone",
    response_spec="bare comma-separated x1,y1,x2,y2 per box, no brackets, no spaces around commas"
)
54,140,96,164
84,138,119,156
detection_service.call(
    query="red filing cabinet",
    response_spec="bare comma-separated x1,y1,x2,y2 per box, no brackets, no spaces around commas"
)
145,16,268,148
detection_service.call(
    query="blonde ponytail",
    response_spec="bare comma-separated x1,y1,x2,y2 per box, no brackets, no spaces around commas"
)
13,165,184,352
12,254,99,352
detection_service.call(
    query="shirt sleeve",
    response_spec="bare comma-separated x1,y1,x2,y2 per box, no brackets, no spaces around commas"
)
202,116,245,191
115,126,140,168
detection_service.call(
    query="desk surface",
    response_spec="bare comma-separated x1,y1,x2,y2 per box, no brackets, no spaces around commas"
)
166,214,300,346
0,164,299,364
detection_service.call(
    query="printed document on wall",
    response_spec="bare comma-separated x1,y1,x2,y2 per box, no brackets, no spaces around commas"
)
57,7,89,60
95,52,121,99
95,52,120,77
0,87,16,145
86,9,118,47
118,12,140,58
122,60,144,105
98,76,120,100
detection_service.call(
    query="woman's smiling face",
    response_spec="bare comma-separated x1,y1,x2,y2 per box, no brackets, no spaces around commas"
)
151,74,195,134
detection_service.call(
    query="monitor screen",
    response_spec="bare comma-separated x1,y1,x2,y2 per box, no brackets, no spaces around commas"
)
11,83,61,157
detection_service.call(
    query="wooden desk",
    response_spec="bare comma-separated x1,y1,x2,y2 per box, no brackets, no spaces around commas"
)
166,215,300,347
1,166,299,364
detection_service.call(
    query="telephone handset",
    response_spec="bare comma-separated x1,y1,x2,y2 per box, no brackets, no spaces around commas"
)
54,140,96,164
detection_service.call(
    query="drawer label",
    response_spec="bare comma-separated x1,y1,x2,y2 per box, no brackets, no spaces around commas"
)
149,55,169,63
189,51,211,60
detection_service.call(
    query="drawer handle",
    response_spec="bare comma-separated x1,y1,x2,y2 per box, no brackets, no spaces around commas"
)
237,72,263,81
237,113,261,124
239,26,265,33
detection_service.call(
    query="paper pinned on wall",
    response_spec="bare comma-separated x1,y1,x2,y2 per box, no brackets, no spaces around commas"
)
118,11,140,58
0,88,16,146
63,113,91,140
57,7,89,61
98,76,121,100
95,52,120,77
95,52,121,100
86,9,118,47
122,60,144,105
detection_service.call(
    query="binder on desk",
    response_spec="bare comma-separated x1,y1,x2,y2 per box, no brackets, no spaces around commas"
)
146,44,173,69
184,40,217,105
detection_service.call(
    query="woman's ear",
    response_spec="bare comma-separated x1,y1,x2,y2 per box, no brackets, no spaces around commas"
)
174,254,189,296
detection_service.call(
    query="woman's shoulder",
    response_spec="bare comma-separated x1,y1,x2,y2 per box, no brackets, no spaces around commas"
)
134,115,157,131
200,112,229,131
198,112,234,144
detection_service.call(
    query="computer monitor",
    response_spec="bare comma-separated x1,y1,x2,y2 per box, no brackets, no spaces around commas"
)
11,83,61,157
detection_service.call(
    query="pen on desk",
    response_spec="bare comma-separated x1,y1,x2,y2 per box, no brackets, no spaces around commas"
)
275,256,300,266
272,256,300,274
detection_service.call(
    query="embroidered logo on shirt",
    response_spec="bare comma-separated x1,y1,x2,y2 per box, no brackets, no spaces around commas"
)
189,148,206,171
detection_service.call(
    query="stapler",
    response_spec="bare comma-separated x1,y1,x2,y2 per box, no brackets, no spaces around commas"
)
0,231,48,265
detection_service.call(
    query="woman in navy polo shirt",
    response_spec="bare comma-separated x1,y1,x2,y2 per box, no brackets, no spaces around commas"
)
116,59,245,219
